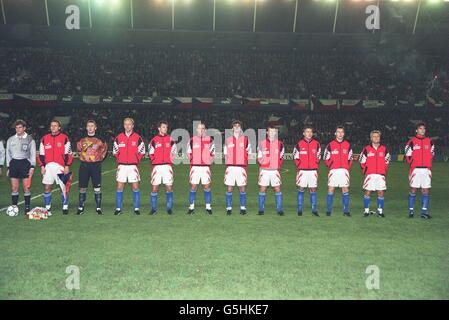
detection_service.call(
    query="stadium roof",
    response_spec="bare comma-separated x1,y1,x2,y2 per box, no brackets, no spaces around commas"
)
0,0,448,52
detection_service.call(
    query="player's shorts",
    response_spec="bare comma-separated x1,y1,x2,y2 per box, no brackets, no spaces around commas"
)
363,174,386,191
409,168,432,189
258,169,282,187
116,164,140,183
189,166,211,185
8,159,32,179
328,168,350,188
296,170,318,188
151,164,174,186
42,162,64,185
79,161,102,189
224,166,247,187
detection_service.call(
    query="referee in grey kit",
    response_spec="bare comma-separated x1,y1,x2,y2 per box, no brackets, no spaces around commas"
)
6,120,36,213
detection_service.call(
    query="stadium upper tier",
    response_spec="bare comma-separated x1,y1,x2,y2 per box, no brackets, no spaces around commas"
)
0,47,447,105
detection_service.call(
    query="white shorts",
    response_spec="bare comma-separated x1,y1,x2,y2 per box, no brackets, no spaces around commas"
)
224,166,247,187
258,169,281,187
363,174,387,191
409,168,432,189
190,166,211,185
116,164,140,183
296,170,318,188
328,168,350,188
151,164,174,186
42,162,64,185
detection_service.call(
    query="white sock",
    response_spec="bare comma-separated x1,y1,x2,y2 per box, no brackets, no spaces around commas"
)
240,206,246,210
189,204,195,210
63,205,68,210
364,208,370,213
226,207,232,210
206,204,212,210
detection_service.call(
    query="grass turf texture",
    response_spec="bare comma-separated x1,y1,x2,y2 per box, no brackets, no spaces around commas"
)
0,158,448,299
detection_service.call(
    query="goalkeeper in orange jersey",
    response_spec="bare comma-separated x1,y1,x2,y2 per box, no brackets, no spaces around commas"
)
76,120,108,215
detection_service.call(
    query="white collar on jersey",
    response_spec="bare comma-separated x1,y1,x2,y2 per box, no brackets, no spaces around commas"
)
15,132,28,139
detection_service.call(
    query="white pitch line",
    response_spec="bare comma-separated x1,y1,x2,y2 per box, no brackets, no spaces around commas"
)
0,168,116,212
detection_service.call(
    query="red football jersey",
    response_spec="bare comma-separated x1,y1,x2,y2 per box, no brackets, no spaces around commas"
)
359,144,390,175
405,135,434,171
323,139,353,170
293,138,321,170
224,135,251,167
38,132,73,167
148,134,176,165
257,138,284,170
187,135,215,166
113,132,145,165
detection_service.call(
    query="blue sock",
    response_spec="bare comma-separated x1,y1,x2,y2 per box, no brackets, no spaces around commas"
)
327,193,334,213
275,192,283,212
297,190,305,212
115,190,123,210
189,190,196,206
44,192,52,208
258,192,266,212
310,192,317,213
151,192,158,210
364,195,371,210
94,190,102,209
133,189,140,210
204,189,212,205
343,192,350,213
79,191,86,208
61,193,69,206
408,192,416,211
166,191,173,210
226,192,233,209
240,192,247,208
378,196,384,210
422,194,429,214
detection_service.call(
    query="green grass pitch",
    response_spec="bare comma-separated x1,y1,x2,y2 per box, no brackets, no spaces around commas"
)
0,158,448,299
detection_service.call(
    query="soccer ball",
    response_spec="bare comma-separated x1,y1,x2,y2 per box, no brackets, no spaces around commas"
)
6,205,19,217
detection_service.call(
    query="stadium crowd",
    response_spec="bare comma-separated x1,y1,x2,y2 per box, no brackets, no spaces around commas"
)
0,47,448,104
0,106,448,155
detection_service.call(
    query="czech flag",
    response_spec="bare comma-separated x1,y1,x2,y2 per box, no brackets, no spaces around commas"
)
57,172,73,202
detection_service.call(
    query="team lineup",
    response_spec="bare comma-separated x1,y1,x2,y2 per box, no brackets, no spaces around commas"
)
0,118,434,219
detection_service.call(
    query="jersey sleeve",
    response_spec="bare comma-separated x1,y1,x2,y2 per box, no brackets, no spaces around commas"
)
64,136,73,166
29,138,36,167
347,142,353,168
359,147,367,173
186,138,193,163
430,140,435,158
404,139,413,165
293,143,301,168
245,137,252,154
323,144,331,167
0,141,5,167
113,137,120,160
316,141,322,164
257,143,263,166
209,137,215,160
38,137,46,167
170,140,177,162
148,138,155,161
137,137,145,162
385,147,391,171
279,141,285,167
100,138,108,161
